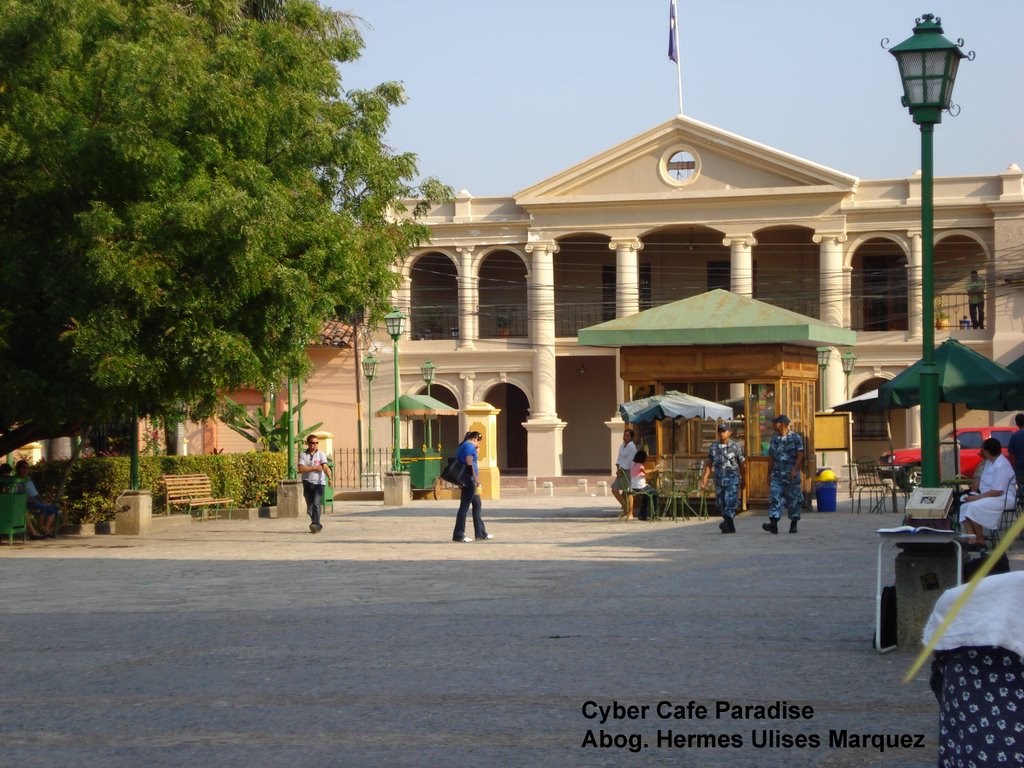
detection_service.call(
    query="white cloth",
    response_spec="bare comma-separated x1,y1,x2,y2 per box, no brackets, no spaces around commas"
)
923,571,1024,658
298,449,329,486
959,454,1015,530
616,440,638,472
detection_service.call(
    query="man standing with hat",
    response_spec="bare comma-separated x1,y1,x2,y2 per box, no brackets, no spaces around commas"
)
763,414,804,534
701,422,745,533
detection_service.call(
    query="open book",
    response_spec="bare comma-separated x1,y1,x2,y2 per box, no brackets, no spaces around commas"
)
876,525,960,535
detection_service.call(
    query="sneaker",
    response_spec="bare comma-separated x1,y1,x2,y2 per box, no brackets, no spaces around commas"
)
762,519,779,535
477,534,494,541
453,536,473,543
789,520,799,534
309,523,317,533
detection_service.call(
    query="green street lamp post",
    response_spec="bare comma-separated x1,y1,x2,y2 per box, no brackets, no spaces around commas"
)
816,346,831,411
888,14,969,486
384,309,407,472
362,352,378,477
841,348,858,400
420,358,436,452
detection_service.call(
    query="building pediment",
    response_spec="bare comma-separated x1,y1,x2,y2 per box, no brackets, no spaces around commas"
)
515,115,858,207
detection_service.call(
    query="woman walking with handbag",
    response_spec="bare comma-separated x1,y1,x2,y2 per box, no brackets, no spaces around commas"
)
452,431,493,543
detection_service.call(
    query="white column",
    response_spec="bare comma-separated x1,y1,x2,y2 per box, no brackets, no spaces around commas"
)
609,238,642,317
842,266,853,329
814,233,847,327
393,276,412,341
524,240,566,477
723,236,755,297
526,241,558,420
907,232,923,339
459,372,475,436
456,246,476,349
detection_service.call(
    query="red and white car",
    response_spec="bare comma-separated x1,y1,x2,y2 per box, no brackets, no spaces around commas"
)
878,426,1016,489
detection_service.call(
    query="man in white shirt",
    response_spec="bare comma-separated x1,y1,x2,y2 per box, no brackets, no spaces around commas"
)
298,435,331,534
612,428,638,513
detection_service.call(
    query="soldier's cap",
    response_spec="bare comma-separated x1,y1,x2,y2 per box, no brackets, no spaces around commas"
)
772,414,790,425
717,423,731,432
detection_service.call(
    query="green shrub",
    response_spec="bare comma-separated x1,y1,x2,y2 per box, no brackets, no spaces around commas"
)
31,453,288,524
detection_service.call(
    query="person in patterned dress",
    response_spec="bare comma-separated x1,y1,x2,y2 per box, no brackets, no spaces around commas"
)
701,422,745,534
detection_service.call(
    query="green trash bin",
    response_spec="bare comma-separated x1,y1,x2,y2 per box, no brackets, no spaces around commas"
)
0,476,28,543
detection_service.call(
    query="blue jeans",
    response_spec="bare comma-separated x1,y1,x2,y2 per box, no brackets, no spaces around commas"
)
453,484,487,540
302,482,324,528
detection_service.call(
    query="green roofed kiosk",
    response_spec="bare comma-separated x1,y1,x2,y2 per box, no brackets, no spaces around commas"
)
578,289,857,505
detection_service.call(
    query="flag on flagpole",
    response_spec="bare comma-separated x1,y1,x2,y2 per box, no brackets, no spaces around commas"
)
668,0,678,63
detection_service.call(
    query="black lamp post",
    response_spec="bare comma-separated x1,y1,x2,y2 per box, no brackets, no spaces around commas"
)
384,309,407,472
420,359,436,452
362,352,378,476
888,13,970,486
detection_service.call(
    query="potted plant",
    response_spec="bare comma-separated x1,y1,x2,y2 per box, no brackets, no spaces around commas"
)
934,299,950,329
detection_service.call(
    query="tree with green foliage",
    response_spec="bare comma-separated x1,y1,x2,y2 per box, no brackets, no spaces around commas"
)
0,0,448,456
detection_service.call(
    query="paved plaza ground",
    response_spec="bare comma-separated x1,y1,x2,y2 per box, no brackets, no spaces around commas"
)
2,491,1018,767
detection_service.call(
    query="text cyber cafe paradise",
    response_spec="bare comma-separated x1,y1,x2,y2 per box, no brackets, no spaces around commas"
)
580,700,926,755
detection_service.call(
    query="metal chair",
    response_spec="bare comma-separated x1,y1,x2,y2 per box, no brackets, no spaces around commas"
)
855,460,893,515
987,477,1020,550
682,462,711,520
657,470,687,521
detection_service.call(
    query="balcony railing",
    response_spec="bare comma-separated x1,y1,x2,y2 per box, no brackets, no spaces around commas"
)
410,305,460,340
555,301,617,338
935,292,973,329
478,303,528,338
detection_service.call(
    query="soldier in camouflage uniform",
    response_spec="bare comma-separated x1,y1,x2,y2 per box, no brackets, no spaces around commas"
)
762,414,805,535
701,422,745,533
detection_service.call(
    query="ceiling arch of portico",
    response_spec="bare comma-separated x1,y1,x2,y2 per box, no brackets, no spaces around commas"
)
420,379,461,409
474,374,534,412
845,233,910,269
935,229,990,256
402,248,458,278
474,246,531,279
637,223,726,241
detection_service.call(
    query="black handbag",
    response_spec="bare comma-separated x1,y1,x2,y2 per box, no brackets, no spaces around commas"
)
441,457,470,488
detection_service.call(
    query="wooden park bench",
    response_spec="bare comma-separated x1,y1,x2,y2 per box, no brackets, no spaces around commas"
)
161,473,234,519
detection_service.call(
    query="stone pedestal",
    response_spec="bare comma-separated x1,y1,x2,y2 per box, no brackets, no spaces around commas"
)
276,479,303,519
115,490,152,536
465,402,502,500
524,418,567,480
894,546,961,649
383,471,411,507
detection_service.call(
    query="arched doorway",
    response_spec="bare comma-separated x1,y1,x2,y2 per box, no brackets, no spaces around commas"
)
483,383,529,473
411,384,460,456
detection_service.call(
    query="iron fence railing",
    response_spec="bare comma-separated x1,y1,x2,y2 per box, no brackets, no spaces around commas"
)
333,448,393,488
555,302,616,337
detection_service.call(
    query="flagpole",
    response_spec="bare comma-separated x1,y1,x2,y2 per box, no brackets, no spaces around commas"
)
669,0,683,115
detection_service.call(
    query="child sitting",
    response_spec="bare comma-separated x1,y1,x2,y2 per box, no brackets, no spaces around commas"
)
630,450,658,521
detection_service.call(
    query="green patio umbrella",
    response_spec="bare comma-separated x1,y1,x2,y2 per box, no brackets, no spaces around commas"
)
879,339,1024,412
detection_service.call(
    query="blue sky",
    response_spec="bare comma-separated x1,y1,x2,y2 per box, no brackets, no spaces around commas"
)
331,1,1024,196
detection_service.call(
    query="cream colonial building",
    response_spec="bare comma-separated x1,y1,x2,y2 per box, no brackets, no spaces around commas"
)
366,114,1024,479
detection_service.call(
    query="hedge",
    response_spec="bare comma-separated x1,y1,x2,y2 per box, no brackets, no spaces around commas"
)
30,453,289,524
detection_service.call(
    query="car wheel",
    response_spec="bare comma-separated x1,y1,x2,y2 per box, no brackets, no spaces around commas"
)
899,465,922,491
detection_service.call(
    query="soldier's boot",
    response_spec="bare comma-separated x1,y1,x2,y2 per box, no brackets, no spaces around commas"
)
789,519,799,534
762,518,778,534
726,516,736,533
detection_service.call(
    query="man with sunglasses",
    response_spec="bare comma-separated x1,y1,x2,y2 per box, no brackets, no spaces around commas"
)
298,435,332,533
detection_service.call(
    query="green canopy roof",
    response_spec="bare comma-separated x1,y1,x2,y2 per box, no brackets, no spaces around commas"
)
577,289,857,347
